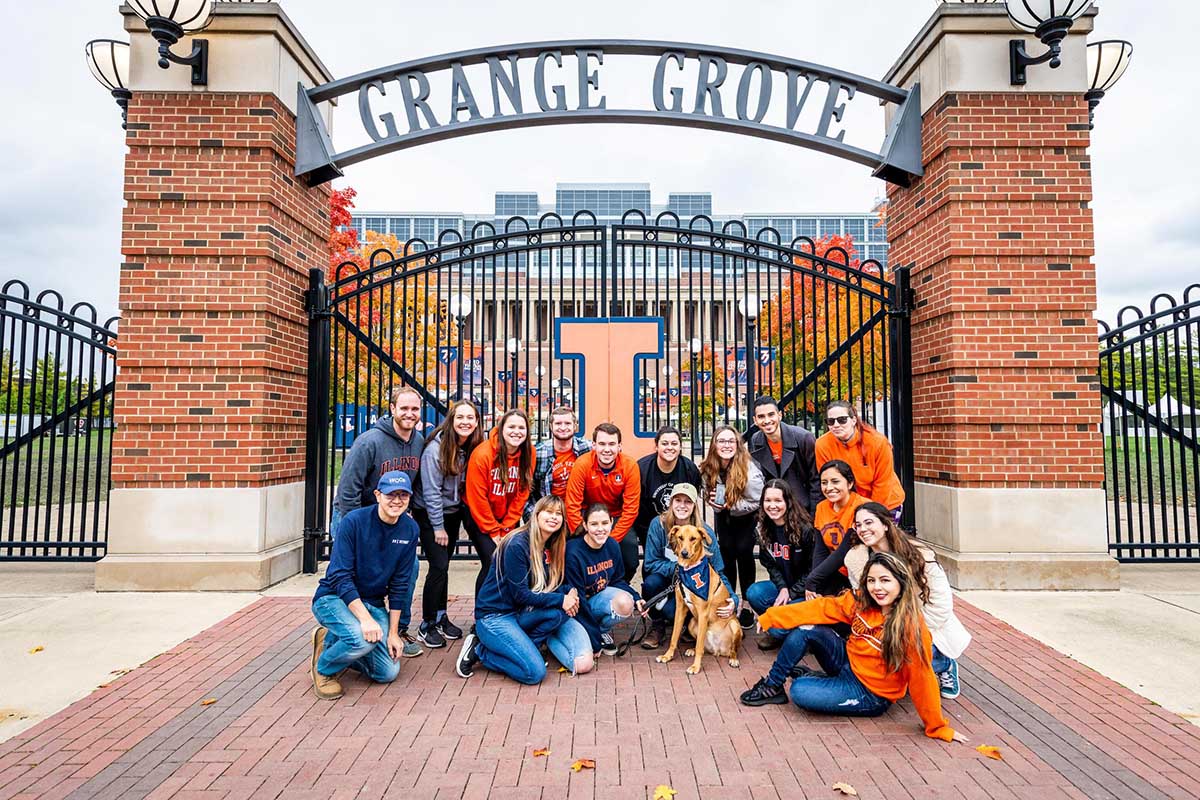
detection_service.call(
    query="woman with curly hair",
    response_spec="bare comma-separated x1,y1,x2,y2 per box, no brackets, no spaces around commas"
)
699,424,764,628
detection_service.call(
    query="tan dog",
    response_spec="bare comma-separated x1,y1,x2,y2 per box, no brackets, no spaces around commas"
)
655,524,742,674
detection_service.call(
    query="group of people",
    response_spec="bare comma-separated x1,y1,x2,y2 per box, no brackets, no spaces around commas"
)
309,386,972,743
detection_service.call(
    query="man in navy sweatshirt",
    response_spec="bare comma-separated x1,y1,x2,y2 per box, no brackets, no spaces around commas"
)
310,470,418,700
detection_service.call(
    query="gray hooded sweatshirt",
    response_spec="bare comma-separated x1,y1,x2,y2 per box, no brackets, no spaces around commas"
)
411,430,468,531
334,416,424,514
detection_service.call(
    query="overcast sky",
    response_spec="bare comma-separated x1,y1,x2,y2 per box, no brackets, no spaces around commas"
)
2,1,1195,327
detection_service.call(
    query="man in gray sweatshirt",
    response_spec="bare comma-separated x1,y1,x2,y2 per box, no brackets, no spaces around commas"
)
332,385,425,655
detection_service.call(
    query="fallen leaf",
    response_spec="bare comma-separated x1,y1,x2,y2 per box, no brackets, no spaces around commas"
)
976,744,1004,761
832,782,858,796
28,646,43,654
199,698,217,706
532,747,551,758
557,667,569,673
110,668,131,676
653,785,677,800
569,758,595,772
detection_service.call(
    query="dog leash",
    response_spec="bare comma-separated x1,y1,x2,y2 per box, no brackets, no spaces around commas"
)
613,571,680,658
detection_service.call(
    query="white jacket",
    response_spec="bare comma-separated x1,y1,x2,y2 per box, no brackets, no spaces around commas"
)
845,544,972,660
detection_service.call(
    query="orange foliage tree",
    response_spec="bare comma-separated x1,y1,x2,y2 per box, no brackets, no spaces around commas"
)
326,189,457,408
759,234,888,418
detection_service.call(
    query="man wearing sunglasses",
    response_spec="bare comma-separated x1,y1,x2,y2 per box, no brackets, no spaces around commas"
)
748,396,821,514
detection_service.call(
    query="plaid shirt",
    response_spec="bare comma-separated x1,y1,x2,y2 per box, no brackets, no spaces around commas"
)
527,435,593,513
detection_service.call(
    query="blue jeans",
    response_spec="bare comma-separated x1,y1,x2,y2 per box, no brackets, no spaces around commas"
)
475,607,592,685
931,645,952,674
767,624,891,717
311,595,400,683
746,580,785,615
588,587,634,632
641,571,677,621
330,507,344,540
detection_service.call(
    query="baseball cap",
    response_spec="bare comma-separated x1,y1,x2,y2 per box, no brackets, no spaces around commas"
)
376,470,413,495
668,483,699,504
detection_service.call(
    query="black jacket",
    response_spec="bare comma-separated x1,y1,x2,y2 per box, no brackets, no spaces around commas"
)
757,521,830,600
748,422,821,513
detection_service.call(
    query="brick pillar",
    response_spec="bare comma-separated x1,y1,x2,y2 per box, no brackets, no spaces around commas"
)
96,4,334,590
884,5,1118,588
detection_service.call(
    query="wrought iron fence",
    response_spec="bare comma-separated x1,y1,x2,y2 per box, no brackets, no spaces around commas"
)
0,281,118,561
1098,284,1200,562
303,211,912,567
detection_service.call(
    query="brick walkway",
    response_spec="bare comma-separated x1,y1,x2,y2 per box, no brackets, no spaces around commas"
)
1,597,1198,800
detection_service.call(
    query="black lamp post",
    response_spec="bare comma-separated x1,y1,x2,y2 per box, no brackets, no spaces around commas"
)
739,294,760,429
1084,40,1133,129
1004,0,1095,85
85,40,132,129
449,293,472,401
506,337,521,410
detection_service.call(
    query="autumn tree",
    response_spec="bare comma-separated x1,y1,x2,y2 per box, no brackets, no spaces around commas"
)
759,234,888,422
678,344,733,434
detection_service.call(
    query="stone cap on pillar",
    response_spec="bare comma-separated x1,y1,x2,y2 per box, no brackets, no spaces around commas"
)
120,1,334,120
884,2,1098,116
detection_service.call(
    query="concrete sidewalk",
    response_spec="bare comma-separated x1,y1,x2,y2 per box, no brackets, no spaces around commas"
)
2,560,1197,748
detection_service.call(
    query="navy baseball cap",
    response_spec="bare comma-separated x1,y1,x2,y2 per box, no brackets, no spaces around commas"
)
376,471,413,495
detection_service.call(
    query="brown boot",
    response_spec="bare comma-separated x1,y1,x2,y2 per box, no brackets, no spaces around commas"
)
757,634,783,651
311,626,344,700
641,620,666,650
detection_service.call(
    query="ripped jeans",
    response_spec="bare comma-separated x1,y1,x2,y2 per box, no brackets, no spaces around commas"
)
768,624,892,717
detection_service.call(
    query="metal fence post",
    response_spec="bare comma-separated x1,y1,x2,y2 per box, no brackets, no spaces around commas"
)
302,268,331,574
888,263,916,533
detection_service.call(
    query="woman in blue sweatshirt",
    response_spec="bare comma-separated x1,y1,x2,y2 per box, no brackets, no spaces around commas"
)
455,495,594,684
565,504,643,656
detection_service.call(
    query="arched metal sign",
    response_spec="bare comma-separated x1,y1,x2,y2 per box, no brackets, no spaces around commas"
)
295,40,923,187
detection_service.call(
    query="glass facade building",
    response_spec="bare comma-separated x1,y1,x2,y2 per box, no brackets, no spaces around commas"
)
352,182,888,267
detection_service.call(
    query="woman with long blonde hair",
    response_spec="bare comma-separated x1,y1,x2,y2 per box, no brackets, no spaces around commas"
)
743,552,970,744
699,424,764,628
455,495,593,684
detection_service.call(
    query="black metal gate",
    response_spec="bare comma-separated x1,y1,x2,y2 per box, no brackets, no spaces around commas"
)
0,281,118,561
303,212,913,569
1099,284,1200,562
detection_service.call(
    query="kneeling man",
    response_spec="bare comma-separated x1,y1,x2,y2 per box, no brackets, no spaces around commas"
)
310,470,418,699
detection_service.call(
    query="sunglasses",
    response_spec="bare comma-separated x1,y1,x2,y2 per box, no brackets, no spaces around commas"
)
826,415,852,426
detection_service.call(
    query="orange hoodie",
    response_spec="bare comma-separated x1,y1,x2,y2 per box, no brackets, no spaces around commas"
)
465,429,534,539
757,592,954,742
564,451,642,542
815,428,905,509
814,493,869,553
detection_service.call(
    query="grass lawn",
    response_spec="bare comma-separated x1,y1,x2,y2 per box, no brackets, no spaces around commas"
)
1,430,113,509
1104,435,1199,504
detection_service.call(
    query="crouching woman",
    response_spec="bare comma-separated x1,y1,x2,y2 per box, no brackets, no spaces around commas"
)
565,504,643,656
455,496,593,684
745,552,970,743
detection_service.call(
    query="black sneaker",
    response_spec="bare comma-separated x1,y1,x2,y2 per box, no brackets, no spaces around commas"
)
418,620,446,648
738,607,756,630
438,617,464,641
455,632,480,679
600,632,618,656
740,677,788,706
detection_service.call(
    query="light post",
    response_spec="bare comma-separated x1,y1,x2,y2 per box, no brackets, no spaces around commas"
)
1084,40,1133,129
738,294,760,429
448,292,472,400
506,337,522,409
689,337,702,456
1003,0,1095,85
84,40,132,129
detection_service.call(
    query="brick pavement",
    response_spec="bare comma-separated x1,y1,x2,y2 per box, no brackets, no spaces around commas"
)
2,597,1197,800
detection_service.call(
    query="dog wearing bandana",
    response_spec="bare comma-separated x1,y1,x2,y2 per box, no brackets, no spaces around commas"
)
656,524,743,674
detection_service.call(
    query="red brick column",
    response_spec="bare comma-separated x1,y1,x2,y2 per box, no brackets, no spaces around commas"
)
883,6,1117,588
97,6,333,590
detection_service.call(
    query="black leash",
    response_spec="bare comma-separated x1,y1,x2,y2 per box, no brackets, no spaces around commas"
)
613,571,680,658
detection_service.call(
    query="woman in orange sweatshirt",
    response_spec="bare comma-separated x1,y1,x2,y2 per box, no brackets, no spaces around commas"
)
809,459,868,596
741,551,969,744
465,409,535,594
815,400,905,522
